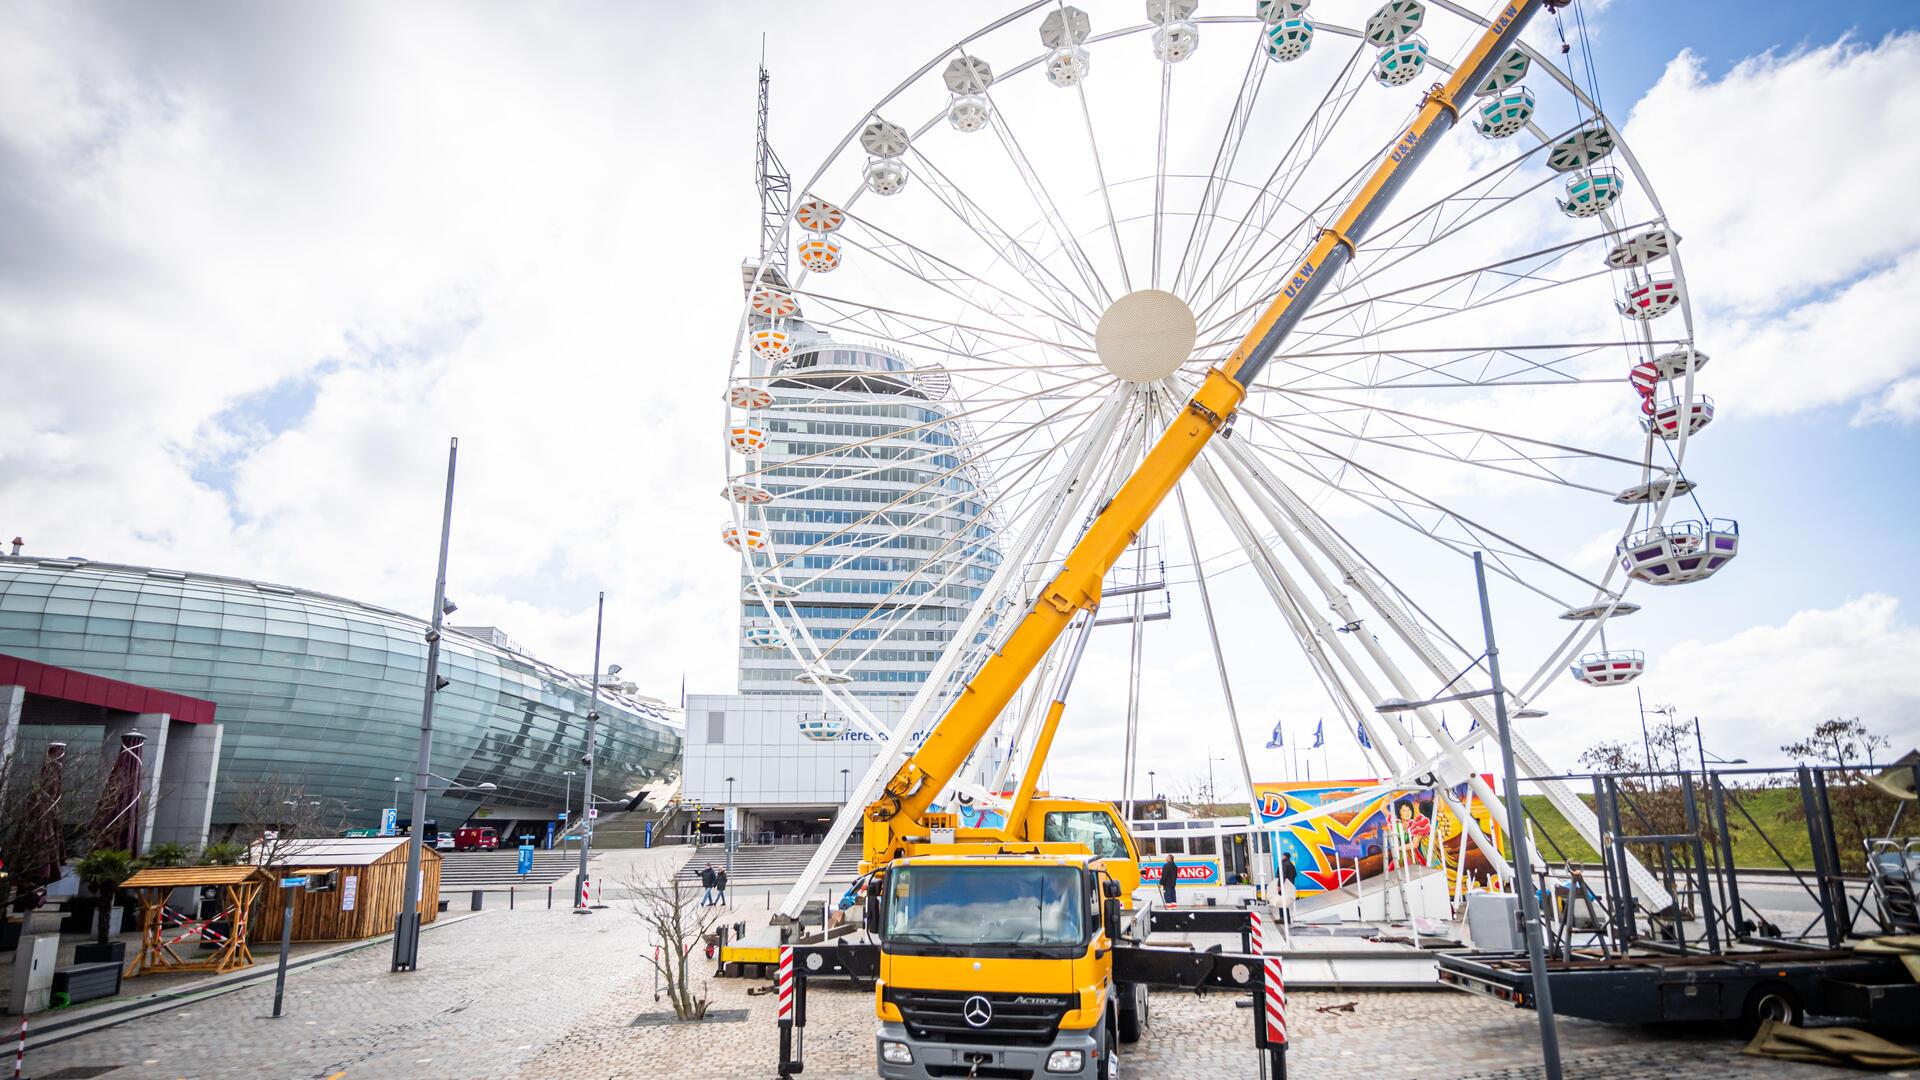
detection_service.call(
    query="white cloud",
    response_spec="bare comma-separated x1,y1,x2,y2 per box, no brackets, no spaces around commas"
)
1854,376,1920,427
1623,34,1920,418
1528,594,1920,768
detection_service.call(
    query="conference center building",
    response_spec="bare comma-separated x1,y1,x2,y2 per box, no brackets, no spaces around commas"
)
0,554,682,847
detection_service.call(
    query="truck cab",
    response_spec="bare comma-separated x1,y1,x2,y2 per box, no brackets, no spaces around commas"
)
869,851,1133,1080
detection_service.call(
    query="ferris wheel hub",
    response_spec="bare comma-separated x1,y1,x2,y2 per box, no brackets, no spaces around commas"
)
1093,288,1196,383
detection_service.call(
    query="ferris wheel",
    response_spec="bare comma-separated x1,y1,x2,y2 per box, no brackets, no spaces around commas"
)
723,0,1735,906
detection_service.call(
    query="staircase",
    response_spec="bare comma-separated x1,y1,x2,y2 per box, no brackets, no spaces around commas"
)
675,841,862,887
439,850,593,889
588,807,681,849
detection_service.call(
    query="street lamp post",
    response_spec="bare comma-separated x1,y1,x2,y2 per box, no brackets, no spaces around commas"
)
391,776,402,826
1692,715,1746,777
1148,770,1156,800
562,770,575,850
393,437,457,973
1470,552,1561,1080
575,593,606,913
839,768,849,804
725,776,736,881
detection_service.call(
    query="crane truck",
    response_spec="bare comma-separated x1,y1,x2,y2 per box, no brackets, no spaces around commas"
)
769,5,1561,1077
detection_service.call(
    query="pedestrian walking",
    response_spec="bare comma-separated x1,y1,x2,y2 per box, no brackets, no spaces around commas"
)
699,862,717,906
715,866,729,907
1278,851,1299,935
1159,853,1179,907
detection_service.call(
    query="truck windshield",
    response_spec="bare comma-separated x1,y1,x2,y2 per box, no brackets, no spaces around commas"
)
886,865,1086,947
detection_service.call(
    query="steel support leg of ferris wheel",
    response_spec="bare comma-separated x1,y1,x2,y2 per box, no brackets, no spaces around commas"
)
1215,433,1674,910
774,385,1133,921
1185,448,1515,881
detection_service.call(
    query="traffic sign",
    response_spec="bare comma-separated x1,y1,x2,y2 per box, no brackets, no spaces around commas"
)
517,844,535,876
588,808,599,820
380,808,398,836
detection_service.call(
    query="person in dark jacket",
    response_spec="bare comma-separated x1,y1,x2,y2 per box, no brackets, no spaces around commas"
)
715,867,730,907
1159,853,1179,906
699,863,717,906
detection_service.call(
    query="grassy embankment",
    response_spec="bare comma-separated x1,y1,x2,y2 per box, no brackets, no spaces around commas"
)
1519,787,1815,870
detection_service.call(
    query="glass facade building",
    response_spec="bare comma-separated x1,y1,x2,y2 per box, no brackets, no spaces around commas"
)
739,325,1001,696
0,556,681,831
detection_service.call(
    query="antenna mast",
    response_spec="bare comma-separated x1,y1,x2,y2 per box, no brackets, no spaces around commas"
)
756,43,791,283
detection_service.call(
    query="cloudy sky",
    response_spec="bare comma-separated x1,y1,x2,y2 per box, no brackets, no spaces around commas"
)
5,0,1918,802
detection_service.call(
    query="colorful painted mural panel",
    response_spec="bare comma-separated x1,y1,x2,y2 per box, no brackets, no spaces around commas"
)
1252,777,1503,896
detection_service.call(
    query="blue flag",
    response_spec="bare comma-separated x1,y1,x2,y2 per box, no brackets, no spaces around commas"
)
1440,715,1452,737
1311,719,1325,749
1356,722,1372,749
1266,720,1283,749
1468,713,1480,733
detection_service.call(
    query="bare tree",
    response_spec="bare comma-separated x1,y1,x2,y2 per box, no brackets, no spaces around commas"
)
623,867,725,1021
1780,717,1898,872
225,771,358,869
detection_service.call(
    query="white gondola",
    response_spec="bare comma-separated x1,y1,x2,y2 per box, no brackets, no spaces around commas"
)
1475,47,1529,95
1472,88,1534,139
1652,347,1709,380
1616,519,1740,585
751,325,794,361
748,285,798,319
1613,475,1697,504
1642,395,1714,439
864,158,909,196
723,482,773,505
796,712,847,742
743,579,800,600
1568,650,1645,687
1263,16,1314,61
1605,227,1676,270
1040,5,1091,48
1547,123,1616,172
1373,37,1429,86
1152,19,1200,63
859,118,910,158
795,668,854,686
1365,0,1423,45
1558,169,1623,218
797,238,842,273
726,384,774,410
744,622,786,649
722,523,768,552
794,197,845,234
1256,0,1308,23
943,55,994,95
948,94,992,132
1619,278,1683,321
728,420,768,455
1046,46,1092,86
1559,600,1642,621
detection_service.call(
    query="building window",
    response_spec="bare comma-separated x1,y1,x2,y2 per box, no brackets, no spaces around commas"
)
707,711,726,744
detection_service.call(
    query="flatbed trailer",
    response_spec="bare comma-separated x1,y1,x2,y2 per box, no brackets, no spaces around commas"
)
1436,947,1919,1031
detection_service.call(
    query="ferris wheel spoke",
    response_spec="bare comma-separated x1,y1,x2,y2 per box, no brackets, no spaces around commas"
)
1167,38,1268,299
792,289,1099,370
982,92,1116,308
1073,79,1131,295
1241,424,1610,600
1150,52,1173,290
906,148,1106,327
1180,39,1374,319
835,210,1098,344
1250,339,1679,394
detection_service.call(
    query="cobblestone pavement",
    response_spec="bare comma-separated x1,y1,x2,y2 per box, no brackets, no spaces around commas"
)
22,876,1910,1080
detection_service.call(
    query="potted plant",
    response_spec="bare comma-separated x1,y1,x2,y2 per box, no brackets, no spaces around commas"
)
73,849,138,965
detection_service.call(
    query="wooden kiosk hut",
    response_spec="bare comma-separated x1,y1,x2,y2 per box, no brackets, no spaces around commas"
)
120,865,274,976
250,837,443,943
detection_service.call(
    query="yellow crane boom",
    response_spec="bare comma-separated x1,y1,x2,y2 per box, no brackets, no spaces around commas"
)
864,1,1554,869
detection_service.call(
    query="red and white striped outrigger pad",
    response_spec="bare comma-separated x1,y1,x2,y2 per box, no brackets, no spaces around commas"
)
776,946,796,1020
1252,909,1286,1044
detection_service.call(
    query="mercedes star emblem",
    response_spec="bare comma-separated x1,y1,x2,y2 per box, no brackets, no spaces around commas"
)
962,995,993,1028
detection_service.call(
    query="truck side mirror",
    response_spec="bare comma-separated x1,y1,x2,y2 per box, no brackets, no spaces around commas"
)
864,874,885,934
1102,878,1121,899
1104,897,1122,938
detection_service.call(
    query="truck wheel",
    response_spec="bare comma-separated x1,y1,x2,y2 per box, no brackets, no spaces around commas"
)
1117,983,1146,1044
1742,983,1804,1033
1098,1002,1117,1080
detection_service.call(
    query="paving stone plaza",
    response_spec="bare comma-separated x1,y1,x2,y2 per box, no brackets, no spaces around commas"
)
11,851,1859,1080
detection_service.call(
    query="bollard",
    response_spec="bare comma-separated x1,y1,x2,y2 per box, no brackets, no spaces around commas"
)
1251,909,1287,1079
547,884,553,910
775,945,797,1077
510,886,515,910
14,1014,26,1080
471,890,484,912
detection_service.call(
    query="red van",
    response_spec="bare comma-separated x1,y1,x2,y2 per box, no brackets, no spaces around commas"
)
453,826,499,851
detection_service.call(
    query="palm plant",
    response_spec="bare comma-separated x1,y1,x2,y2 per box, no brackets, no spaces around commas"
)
74,849,139,946
198,841,247,866
144,842,192,868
